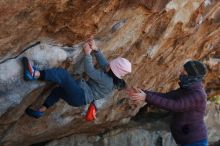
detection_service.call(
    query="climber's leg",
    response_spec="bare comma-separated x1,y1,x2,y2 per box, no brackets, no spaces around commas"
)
26,85,85,118
39,68,86,106
26,87,65,118
42,87,65,108
26,86,64,119
22,57,86,106
23,57,86,118
44,85,86,107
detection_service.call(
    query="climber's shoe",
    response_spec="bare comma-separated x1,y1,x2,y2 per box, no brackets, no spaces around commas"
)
85,102,97,121
22,57,36,81
25,107,44,118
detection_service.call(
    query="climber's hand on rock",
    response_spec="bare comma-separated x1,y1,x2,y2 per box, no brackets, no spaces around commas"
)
83,43,92,55
87,36,98,51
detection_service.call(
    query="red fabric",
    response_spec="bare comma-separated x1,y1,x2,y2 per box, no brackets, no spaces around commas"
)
85,103,96,121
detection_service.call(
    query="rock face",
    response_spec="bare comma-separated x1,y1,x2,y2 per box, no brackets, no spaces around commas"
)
0,0,220,146
46,127,178,146
45,103,220,146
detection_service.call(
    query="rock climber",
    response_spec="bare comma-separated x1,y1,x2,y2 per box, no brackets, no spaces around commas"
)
23,37,132,121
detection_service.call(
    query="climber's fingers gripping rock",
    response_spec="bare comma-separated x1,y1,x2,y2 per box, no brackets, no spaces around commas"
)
83,43,92,55
87,36,98,51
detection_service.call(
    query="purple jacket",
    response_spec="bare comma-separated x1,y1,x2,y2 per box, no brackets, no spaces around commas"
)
144,82,207,144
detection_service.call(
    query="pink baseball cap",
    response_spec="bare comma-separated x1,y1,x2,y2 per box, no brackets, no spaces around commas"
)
109,57,132,79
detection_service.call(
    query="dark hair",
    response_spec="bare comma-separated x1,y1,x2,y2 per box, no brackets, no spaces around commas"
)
107,70,127,90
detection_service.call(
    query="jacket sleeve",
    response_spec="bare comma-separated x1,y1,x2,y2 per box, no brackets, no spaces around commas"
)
144,90,201,112
93,50,109,70
84,54,107,83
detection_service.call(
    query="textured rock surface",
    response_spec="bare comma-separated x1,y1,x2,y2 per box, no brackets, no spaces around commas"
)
45,103,220,146
0,0,220,146
46,127,178,146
